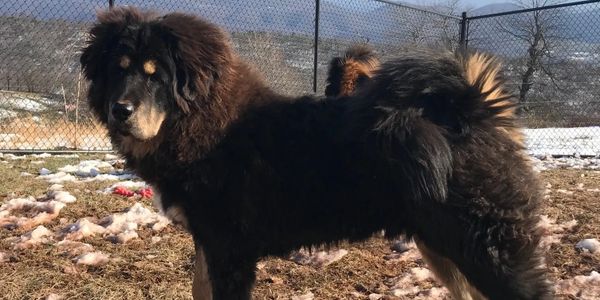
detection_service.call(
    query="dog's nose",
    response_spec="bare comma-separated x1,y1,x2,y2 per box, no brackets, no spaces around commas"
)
111,102,134,121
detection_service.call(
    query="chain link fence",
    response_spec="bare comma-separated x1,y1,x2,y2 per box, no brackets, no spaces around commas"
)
0,0,598,155
464,0,600,156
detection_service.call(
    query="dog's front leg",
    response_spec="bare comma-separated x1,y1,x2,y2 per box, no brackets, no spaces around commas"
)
200,241,257,300
193,242,213,300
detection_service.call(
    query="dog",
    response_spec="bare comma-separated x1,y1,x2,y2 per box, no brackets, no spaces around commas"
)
81,7,551,300
325,46,524,145
324,46,536,299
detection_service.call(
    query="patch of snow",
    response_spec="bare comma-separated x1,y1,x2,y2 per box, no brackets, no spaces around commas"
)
13,225,54,249
39,168,52,175
389,267,443,299
48,184,64,191
75,251,109,266
60,218,106,240
20,172,32,177
1,98,47,112
44,294,64,300
38,172,77,184
58,160,113,177
102,181,147,194
291,292,314,300
530,155,600,171
538,215,578,250
525,127,600,157
54,240,95,256
556,271,600,299
576,239,600,254
49,190,76,204
104,154,119,161
0,196,66,229
60,203,170,244
107,230,139,244
289,248,348,267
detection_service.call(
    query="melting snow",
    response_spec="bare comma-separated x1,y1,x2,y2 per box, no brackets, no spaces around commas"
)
556,271,600,299
289,248,348,267
538,215,578,250
38,172,78,184
61,202,170,244
525,127,600,157
75,251,109,266
576,238,600,254
0,196,66,229
12,225,54,249
54,240,95,256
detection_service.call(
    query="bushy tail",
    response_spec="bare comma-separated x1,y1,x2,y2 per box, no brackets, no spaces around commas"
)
359,49,520,142
463,53,523,144
325,44,379,97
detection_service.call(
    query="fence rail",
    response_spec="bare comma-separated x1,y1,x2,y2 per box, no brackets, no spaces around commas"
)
0,0,598,155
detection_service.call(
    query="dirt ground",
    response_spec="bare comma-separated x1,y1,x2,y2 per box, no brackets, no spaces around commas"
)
0,154,598,300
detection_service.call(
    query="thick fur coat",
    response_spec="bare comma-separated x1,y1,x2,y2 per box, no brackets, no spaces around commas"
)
81,7,551,300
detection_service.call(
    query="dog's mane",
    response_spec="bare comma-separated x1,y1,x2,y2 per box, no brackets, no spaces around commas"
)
83,8,280,163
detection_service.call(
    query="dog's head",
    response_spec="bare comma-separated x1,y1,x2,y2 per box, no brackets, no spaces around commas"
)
81,7,233,147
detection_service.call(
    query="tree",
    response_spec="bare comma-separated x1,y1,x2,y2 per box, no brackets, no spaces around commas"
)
498,0,563,103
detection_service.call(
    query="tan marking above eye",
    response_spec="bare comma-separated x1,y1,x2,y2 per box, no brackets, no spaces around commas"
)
119,55,131,69
143,60,157,75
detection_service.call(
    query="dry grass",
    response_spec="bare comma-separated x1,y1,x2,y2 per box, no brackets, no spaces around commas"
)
0,156,598,299
0,117,110,150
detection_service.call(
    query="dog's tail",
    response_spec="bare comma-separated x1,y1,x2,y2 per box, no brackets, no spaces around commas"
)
361,50,519,140
346,51,521,202
325,45,379,97
463,53,523,143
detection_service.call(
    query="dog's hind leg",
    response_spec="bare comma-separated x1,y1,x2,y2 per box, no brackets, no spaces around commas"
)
193,243,213,300
415,211,552,300
416,240,486,300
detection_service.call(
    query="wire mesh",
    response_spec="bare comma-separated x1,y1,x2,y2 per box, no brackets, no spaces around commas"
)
466,0,600,156
0,0,597,155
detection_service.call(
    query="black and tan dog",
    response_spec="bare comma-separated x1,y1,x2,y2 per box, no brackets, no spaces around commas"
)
81,7,551,300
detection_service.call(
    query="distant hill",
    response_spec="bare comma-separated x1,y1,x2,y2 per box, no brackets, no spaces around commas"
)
469,3,521,16
1,0,599,46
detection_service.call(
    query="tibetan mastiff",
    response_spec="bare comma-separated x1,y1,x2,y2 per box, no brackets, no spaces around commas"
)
325,45,524,145
81,7,551,300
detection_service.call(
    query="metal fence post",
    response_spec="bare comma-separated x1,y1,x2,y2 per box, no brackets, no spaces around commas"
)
109,0,114,8
459,11,468,51
312,0,320,94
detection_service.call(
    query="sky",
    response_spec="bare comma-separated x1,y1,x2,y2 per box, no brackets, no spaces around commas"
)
399,0,505,9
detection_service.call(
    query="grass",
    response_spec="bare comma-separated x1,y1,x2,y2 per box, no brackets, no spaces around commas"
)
0,155,599,299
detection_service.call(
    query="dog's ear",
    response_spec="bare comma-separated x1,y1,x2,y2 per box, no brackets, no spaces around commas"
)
157,13,233,114
81,8,146,79
80,20,114,80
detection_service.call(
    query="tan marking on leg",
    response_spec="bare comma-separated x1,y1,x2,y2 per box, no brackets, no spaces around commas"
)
416,240,487,300
193,245,213,300
165,205,189,230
